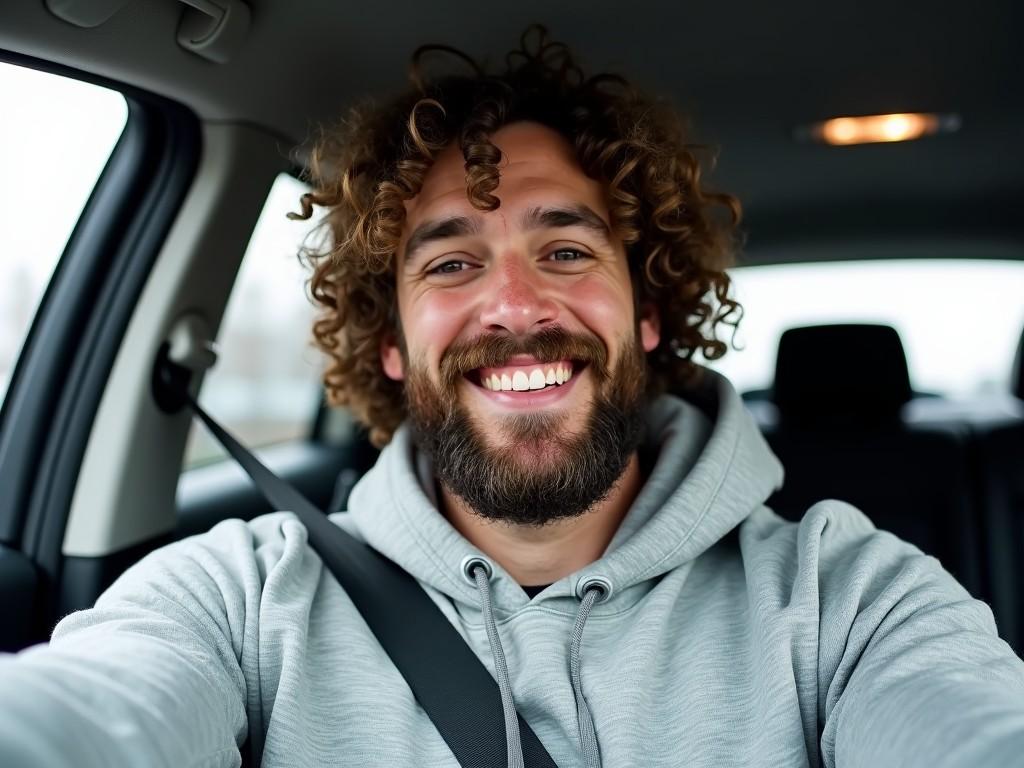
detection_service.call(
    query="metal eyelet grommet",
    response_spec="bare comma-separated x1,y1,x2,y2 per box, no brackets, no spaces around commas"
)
575,575,613,603
460,555,493,586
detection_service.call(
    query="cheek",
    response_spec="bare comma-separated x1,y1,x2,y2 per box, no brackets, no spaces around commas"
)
565,274,635,337
400,288,473,369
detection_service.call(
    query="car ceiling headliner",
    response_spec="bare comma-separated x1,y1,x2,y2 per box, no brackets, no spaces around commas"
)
2,0,1022,259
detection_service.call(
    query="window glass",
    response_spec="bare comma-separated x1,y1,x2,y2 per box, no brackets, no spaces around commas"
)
184,173,327,468
0,62,127,406
705,259,1024,399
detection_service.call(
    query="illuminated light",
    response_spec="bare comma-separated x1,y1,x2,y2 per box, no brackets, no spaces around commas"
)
803,113,960,146
882,114,915,141
828,118,859,144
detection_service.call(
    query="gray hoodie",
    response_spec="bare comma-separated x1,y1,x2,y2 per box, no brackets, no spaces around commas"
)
1,370,1023,767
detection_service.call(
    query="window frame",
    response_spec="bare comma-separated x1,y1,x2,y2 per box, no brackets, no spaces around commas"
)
182,169,326,470
0,49,201,638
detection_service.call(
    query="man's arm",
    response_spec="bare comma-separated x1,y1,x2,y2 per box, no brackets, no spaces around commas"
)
0,520,267,767
811,502,1024,768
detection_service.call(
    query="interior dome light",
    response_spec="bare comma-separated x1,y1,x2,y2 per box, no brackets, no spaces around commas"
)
802,113,960,145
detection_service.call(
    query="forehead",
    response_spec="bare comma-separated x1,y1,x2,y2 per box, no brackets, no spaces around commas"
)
402,122,609,231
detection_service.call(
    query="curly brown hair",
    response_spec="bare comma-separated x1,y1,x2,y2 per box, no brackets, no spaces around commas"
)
292,26,743,447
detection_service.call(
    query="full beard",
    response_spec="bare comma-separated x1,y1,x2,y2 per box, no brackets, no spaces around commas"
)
404,327,648,527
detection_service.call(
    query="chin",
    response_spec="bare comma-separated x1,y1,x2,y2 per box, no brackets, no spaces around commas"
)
485,409,585,450
499,436,574,468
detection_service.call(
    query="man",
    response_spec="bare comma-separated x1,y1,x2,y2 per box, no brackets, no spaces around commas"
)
2,28,1023,768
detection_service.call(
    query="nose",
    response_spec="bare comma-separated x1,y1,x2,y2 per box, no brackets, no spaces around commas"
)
478,255,559,335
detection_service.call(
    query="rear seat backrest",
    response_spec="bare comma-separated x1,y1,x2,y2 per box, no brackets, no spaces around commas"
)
970,326,1024,654
773,324,912,429
762,324,982,597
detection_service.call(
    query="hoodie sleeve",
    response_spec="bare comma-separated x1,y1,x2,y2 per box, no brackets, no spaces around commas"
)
809,501,1024,768
0,518,275,768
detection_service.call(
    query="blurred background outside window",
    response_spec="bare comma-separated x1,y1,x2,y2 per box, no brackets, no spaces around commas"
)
706,259,1024,400
0,62,127,407
184,173,327,467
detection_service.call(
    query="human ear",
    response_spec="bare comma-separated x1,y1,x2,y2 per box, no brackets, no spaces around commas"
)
380,333,405,381
638,302,661,353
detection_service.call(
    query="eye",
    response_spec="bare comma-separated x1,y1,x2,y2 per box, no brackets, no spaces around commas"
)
547,248,590,262
427,259,470,275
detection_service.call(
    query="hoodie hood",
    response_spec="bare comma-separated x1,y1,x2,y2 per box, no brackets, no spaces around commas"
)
344,367,784,611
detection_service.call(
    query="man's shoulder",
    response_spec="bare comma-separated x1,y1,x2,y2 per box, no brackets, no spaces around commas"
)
119,509,368,601
737,500,991,636
175,509,340,557
740,499,896,560
148,510,304,566
92,511,326,611
737,499,973,602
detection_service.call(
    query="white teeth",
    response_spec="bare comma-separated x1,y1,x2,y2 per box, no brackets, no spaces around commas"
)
479,364,576,392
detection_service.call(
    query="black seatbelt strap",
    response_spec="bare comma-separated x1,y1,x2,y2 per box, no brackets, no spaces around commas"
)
154,348,558,768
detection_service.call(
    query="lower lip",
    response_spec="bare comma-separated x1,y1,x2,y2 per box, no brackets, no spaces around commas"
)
464,368,583,409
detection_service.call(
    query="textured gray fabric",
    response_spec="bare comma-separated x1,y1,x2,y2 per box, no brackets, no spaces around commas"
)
472,563,524,768
569,585,603,768
1,369,1024,767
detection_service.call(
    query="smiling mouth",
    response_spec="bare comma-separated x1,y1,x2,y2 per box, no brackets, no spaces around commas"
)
466,359,585,392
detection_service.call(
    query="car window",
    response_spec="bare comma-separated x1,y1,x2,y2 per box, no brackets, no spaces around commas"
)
706,259,1024,399
0,61,127,407
183,173,327,468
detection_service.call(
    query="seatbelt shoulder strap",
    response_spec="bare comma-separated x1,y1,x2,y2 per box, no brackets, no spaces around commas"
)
155,348,558,768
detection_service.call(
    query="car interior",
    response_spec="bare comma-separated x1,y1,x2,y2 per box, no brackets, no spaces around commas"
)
1,0,1022,674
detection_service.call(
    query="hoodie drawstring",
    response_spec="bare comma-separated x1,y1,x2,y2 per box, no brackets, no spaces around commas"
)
467,558,606,768
570,584,604,768
472,563,525,768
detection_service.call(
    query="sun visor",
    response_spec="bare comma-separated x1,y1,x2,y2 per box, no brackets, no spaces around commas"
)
46,0,251,64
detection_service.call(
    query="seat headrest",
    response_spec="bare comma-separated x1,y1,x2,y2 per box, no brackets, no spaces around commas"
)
1013,325,1024,400
773,324,912,427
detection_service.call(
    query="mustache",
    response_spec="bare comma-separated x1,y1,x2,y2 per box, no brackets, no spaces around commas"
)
439,326,609,387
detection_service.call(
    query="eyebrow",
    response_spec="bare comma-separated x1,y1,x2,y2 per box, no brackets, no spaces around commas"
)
403,216,480,262
402,204,612,263
520,205,611,242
